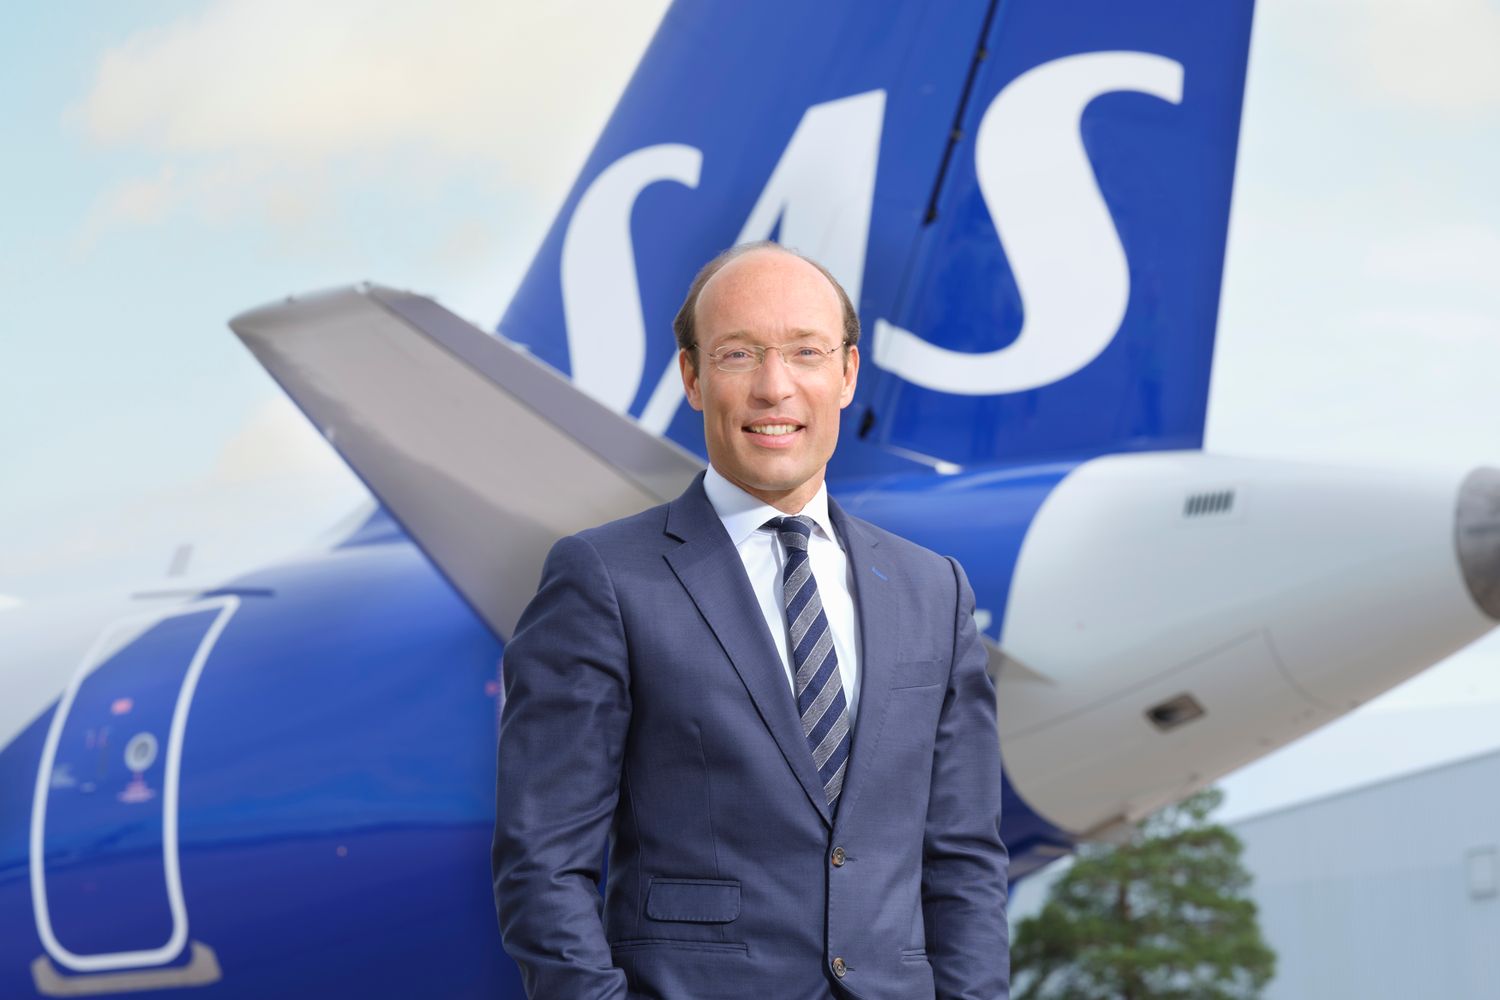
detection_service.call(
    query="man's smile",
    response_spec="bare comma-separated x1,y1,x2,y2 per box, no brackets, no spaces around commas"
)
744,420,806,446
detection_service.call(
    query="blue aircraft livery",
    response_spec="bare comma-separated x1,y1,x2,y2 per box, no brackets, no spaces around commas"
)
0,0,1259,996
502,0,1253,469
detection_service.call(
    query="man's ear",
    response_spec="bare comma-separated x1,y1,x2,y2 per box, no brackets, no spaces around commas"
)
680,349,704,411
839,345,860,409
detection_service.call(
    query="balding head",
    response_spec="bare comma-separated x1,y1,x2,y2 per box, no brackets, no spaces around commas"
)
672,241,860,372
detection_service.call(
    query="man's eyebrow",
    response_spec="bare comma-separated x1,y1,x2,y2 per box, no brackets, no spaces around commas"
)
708,329,833,345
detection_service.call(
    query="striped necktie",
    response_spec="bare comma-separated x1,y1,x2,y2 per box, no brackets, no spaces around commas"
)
768,515,851,807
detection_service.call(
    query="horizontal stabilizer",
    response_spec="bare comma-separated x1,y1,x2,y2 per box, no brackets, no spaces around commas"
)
230,285,702,639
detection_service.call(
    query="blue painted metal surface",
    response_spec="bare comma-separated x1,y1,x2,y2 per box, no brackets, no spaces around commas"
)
865,0,1253,465
0,469,1068,996
0,544,519,997
502,0,991,453
502,0,1253,469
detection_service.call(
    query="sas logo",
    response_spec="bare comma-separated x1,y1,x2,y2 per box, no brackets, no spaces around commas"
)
559,51,1184,433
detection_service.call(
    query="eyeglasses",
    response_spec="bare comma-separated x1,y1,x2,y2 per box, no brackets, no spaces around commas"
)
699,341,846,373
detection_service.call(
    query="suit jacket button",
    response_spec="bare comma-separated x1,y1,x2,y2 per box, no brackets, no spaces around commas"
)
832,956,847,978
831,846,846,867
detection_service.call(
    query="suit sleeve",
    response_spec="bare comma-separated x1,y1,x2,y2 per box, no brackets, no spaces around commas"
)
923,557,1011,999
492,533,631,1000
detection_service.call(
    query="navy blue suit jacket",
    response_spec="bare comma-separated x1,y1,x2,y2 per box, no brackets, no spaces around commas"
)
492,474,1009,999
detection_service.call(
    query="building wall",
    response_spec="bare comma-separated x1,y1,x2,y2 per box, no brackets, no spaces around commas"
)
1233,750,1500,999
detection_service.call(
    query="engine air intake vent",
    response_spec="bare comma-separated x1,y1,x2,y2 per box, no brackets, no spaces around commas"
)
1183,489,1235,518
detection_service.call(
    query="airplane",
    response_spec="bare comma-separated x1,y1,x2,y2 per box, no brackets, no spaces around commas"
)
4,0,1498,995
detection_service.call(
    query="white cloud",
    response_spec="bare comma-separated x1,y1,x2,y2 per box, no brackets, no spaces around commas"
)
1350,306,1499,347
0,594,24,612
208,394,351,486
0,394,367,602
1312,0,1500,117
74,0,667,191
77,163,179,250
69,0,668,258
1364,222,1500,291
99,163,177,224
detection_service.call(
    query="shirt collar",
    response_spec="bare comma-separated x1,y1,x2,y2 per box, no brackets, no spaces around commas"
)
702,464,840,550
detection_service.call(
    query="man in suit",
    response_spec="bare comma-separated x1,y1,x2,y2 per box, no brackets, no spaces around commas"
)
492,242,1009,999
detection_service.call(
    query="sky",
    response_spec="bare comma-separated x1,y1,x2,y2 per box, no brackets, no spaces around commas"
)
2,0,1499,820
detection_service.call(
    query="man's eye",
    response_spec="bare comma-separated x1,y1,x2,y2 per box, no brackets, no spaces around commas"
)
721,349,753,361
794,347,823,358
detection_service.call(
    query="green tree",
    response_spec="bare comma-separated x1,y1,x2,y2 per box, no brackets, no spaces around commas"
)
1012,788,1275,1000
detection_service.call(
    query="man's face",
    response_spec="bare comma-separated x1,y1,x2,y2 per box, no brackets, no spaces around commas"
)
681,248,859,512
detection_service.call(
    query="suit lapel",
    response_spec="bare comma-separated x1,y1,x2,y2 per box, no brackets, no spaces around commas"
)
828,498,898,831
664,476,833,826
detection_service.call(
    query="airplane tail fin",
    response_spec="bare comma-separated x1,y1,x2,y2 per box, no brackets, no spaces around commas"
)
499,0,1256,472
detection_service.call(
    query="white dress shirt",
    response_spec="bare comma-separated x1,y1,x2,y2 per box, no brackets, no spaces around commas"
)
702,465,862,721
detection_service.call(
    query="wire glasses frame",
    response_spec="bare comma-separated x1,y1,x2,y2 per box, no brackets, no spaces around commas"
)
698,341,849,373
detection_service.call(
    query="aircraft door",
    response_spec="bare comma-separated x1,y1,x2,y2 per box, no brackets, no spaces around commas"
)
28,597,236,992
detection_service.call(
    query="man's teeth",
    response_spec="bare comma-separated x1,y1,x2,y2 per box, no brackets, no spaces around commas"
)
749,424,798,436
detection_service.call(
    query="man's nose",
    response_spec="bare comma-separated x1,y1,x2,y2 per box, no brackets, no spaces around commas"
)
749,349,797,401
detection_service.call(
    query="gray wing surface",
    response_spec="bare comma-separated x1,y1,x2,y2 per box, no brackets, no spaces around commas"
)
229,284,702,640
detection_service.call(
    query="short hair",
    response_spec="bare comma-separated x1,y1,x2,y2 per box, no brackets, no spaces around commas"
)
672,241,860,371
